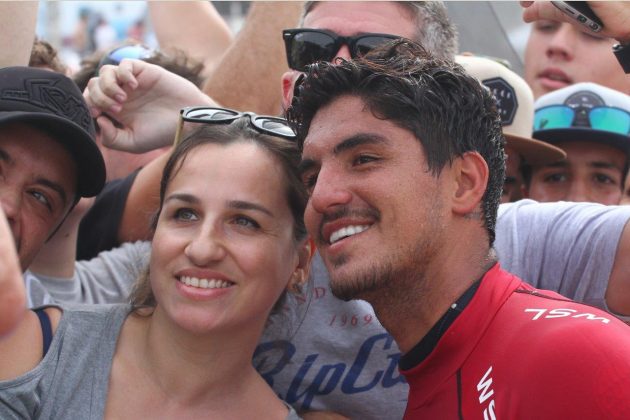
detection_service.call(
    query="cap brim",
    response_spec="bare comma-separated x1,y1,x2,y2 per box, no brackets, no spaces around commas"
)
505,133,566,165
533,128,630,156
0,112,105,197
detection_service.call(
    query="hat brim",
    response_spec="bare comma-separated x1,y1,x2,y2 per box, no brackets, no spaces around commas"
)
0,112,106,197
504,133,566,165
533,128,630,156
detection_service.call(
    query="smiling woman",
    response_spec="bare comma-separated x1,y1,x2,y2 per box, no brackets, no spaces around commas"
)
0,113,311,419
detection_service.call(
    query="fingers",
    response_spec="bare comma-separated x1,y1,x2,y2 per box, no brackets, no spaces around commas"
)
96,114,134,151
84,60,140,115
521,1,567,24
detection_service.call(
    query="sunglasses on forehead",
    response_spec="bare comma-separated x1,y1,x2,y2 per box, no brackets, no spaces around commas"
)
534,105,630,135
174,107,297,146
283,28,400,72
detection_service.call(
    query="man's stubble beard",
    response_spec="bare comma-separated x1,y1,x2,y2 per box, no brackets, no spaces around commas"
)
327,199,445,307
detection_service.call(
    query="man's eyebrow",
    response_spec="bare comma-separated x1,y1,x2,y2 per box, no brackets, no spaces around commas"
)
589,161,624,171
333,133,388,155
299,133,388,174
543,161,569,169
228,200,274,217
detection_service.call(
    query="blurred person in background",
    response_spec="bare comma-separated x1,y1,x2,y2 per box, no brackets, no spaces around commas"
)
526,82,630,205
524,15,630,99
457,55,565,203
29,38,70,76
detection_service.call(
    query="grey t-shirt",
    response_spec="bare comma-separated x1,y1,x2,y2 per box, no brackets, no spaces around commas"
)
0,304,301,420
26,200,630,419
0,304,125,419
28,241,151,308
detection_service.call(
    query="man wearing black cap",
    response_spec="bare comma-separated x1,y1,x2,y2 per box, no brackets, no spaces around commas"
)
0,67,105,271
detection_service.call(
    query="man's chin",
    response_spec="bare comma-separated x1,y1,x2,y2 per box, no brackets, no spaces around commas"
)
328,262,391,302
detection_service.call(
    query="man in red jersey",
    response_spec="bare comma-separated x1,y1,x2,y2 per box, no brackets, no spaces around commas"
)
288,39,630,419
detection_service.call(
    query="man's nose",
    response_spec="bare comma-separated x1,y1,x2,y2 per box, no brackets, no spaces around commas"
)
333,44,353,62
309,165,353,215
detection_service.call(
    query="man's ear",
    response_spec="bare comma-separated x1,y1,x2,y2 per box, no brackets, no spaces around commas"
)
281,70,300,111
451,152,489,215
288,237,314,294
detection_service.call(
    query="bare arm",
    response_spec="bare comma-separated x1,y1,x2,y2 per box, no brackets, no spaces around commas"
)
117,151,169,243
606,219,630,315
148,1,234,79
0,206,26,336
202,1,304,115
0,1,38,67
28,197,94,278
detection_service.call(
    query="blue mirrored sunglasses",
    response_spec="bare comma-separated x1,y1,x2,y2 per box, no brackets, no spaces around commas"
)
175,107,296,145
97,45,155,73
534,105,630,135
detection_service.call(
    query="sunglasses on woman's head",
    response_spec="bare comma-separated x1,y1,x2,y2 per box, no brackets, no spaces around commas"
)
283,28,401,71
174,107,297,146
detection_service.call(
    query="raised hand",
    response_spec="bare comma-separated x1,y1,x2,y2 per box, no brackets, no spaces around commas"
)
521,1,630,43
84,58,216,153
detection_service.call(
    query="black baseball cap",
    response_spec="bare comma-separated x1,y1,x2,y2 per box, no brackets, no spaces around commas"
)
0,66,106,197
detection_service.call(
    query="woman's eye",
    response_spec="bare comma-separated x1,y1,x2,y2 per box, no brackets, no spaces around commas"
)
233,215,260,229
174,208,198,221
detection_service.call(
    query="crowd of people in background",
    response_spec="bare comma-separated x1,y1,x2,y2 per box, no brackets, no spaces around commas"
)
1,1,630,419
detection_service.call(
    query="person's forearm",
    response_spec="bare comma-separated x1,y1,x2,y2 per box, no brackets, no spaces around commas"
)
0,1,38,67
28,228,79,279
118,150,171,243
148,1,233,80
203,2,304,115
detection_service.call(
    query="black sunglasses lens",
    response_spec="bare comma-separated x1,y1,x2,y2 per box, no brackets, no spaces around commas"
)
289,32,337,70
354,35,397,56
185,108,239,121
258,118,296,137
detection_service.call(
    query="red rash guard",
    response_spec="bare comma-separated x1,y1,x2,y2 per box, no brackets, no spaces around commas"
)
401,264,630,419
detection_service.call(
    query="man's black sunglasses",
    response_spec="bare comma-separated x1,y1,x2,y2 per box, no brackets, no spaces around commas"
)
283,28,400,71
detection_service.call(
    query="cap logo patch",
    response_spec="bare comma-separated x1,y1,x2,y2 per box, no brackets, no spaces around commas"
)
483,77,517,126
564,90,605,128
1,78,92,132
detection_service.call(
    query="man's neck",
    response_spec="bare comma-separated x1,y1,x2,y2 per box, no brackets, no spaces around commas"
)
363,246,496,355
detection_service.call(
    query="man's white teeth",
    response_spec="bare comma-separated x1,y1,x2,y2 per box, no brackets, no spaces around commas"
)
329,225,369,244
179,276,232,289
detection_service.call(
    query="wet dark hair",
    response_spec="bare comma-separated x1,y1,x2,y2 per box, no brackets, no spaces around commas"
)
287,39,505,245
129,117,308,308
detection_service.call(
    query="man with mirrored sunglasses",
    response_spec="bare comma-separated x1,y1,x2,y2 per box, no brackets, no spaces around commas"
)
526,82,630,205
